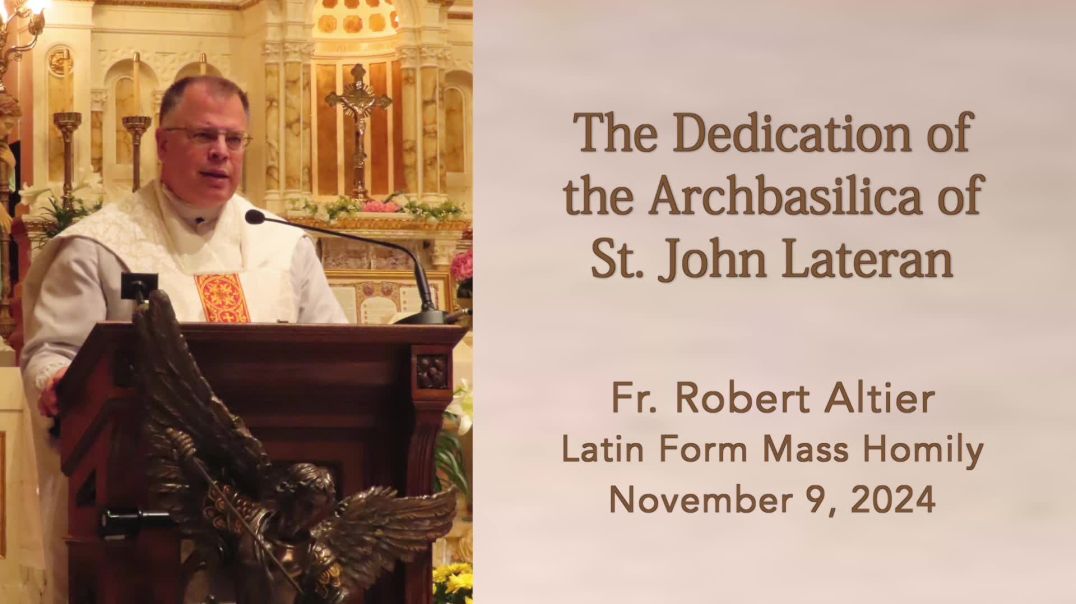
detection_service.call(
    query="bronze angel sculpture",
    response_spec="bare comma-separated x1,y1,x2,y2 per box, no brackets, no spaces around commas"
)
132,290,456,603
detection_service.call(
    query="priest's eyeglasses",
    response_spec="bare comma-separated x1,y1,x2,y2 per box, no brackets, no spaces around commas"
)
163,127,253,150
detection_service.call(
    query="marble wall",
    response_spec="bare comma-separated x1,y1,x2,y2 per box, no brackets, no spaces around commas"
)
420,64,439,197
113,78,136,166
400,63,418,193
90,112,103,175
315,63,338,196
283,61,302,192
369,61,389,195
301,61,312,193
444,87,464,173
264,63,281,193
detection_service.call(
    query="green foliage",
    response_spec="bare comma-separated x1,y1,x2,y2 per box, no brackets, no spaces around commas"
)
387,190,464,221
286,196,355,221
40,196,103,243
434,430,470,502
325,195,365,221
400,199,464,221
289,196,322,218
289,191,464,223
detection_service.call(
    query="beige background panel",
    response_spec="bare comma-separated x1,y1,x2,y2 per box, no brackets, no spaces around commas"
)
476,1,1076,602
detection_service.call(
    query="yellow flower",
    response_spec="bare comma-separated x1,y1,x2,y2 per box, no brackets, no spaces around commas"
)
466,598,473,604
446,572,473,594
433,562,472,585
433,567,451,583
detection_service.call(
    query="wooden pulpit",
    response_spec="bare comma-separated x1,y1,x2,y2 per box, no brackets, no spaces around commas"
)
57,321,466,604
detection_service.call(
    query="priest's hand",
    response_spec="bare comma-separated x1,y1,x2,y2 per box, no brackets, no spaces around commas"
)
39,367,68,418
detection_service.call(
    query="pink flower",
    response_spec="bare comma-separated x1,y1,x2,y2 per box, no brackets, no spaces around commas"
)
364,200,385,212
383,201,400,213
451,249,473,281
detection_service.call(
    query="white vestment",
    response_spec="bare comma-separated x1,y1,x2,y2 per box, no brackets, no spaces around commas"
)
20,180,347,603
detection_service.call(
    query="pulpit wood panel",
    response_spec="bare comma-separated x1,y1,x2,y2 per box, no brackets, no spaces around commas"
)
58,321,465,604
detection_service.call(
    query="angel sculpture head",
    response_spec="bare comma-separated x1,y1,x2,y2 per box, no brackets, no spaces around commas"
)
133,290,456,603
273,463,337,539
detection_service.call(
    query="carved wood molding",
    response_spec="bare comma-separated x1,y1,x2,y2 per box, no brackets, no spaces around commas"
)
416,354,449,390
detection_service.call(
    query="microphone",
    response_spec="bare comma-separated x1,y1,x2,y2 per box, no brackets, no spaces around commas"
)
245,209,452,325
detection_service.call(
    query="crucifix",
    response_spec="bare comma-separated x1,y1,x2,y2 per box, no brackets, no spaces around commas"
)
326,64,392,200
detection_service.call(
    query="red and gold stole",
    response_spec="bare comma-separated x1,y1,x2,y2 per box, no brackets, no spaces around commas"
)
194,274,251,323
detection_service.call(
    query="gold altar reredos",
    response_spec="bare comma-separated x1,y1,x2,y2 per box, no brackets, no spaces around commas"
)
13,0,472,216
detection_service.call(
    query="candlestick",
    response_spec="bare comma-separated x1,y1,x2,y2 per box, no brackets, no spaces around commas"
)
199,52,207,75
53,112,82,211
63,49,72,113
122,116,151,191
132,52,141,114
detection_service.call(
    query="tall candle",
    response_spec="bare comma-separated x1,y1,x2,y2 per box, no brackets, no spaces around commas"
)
199,53,207,75
132,52,141,115
63,49,72,113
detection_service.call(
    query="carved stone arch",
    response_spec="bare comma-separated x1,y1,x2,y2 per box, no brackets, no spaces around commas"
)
101,59,160,194
444,68,471,86
102,59,160,110
443,69,471,208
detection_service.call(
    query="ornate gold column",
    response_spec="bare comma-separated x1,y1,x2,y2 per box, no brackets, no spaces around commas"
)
399,46,419,194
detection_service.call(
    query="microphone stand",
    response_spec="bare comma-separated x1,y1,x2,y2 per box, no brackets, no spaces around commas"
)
245,210,461,325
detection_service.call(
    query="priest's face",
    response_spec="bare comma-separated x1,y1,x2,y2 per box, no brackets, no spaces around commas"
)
156,82,248,208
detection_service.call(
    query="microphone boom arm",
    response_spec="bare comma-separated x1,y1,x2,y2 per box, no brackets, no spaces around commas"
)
246,209,452,324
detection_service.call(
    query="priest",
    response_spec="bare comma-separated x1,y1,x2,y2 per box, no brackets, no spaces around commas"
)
20,75,347,603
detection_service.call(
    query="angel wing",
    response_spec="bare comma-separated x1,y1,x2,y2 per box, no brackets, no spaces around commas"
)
144,423,266,559
133,290,274,548
305,487,457,599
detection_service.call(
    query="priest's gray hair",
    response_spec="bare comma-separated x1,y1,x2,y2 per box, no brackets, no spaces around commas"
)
159,76,251,123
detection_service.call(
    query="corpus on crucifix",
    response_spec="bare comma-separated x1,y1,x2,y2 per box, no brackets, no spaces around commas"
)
326,63,392,200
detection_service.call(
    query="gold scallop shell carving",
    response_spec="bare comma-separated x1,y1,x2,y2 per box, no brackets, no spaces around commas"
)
48,48,74,78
